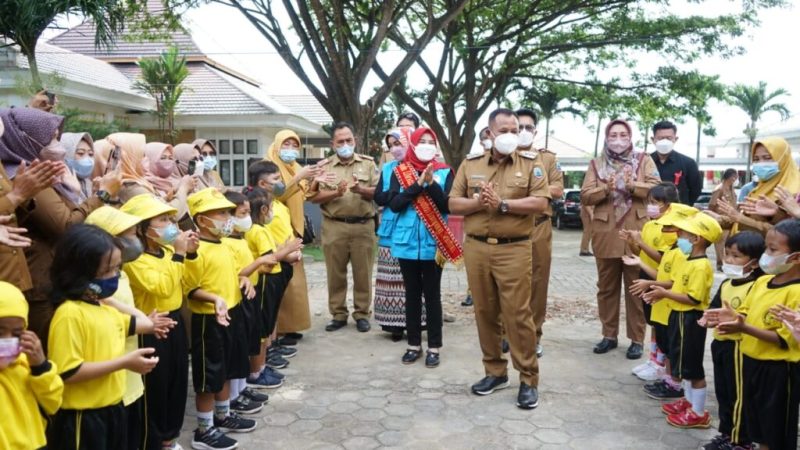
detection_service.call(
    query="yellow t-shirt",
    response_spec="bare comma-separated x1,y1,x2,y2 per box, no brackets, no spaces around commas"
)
182,238,242,313
223,236,258,284
115,273,145,406
48,299,133,409
123,246,185,313
667,255,714,312
0,353,63,450
651,247,686,325
639,220,677,270
739,275,800,362
245,224,281,275
267,200,294,242
713,277,757,342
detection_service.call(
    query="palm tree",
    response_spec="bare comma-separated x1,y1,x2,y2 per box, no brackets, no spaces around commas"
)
133,45,189,143
523,83,583,148
727,82,790,180
0,0,134,91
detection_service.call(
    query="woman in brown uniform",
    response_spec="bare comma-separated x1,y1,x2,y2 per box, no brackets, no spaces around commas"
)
581,119,660,359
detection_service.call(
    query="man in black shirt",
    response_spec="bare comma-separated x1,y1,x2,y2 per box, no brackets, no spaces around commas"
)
650,121,702,205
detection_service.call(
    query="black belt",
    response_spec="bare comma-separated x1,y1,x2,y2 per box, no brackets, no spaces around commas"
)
328,216,375,224
467,234,529,245
534,215,550,226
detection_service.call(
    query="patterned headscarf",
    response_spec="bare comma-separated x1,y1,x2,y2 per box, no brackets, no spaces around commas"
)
0,107,64,177
593,119,642,225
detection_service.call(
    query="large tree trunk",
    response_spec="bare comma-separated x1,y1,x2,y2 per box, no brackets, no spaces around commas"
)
695,119,702,162
544,118,551,148
594,115,602,157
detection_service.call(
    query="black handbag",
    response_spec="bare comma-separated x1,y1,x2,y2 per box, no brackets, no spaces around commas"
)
302,214,316,244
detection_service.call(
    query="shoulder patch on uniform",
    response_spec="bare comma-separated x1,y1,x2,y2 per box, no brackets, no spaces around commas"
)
533,167,544,178
466,152,484,160
519,151,538,160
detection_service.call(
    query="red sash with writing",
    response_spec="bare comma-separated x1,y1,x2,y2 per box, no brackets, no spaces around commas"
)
394,162,463,264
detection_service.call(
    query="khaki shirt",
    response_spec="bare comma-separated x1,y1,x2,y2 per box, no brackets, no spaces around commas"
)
531,148,563,217
450,150,551,238
318,153,378,218
0,164,32,291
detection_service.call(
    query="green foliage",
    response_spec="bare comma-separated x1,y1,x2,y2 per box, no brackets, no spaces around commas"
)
515,82,584,148
132,45,189,144
60,107,136,137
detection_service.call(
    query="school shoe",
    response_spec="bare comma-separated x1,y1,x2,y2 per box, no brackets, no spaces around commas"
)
325,319,347,332
593,338,617,354
666,409,711,429
636,361,665,382
266,354,289,369
516,383,539,410
626,343,644,360
425,350,440,368
643,380,683,400
276,335,298,346
285,332,303,340
701,434,730,450
262,366,285,380
246,370,283,389
191,427,237,450
631,360,652,376
471,375,510,396
402,348,422,364
461,295,473,306
230,395,264,415
501,339,509,354
268,344,297,359
661,397,691,415
356,319,371,332
214,412,257,433
240,387,268,404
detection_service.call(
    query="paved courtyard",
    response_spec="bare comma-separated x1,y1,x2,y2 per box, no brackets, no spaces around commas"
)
178,228,723,449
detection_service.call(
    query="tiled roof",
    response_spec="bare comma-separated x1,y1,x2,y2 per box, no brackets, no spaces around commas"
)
118,62,281,115
47,17,203,60
17,42,147,98
268,94,333,126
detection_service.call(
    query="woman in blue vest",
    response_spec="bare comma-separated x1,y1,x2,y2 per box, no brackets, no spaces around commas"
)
384,127,454,367
374,129,425,341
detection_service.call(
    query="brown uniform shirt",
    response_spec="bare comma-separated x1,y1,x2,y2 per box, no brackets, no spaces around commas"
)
318,153,378,219
532,148,563,217
0,164,32,291
450,150,551,238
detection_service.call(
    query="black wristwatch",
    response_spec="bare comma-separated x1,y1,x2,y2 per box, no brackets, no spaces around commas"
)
96,190,116,204
499,200,509,214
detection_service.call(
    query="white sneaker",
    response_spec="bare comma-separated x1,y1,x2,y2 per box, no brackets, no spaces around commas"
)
636,361,665,381
631,360,652,375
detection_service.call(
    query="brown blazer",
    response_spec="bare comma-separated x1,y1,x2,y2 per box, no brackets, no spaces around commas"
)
580,154,660,258
19,187,103,303
0,164,32,291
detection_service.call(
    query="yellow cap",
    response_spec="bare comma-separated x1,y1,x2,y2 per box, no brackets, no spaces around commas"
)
655,203,699,227
121,193,178,221
675,212,723,244
188,187,235,217
84,206,143,236
0,281,28,327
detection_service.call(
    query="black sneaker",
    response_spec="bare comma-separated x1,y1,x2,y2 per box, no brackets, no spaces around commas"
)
214,413,257,433
702,434,730,450
471,375,510,396
269,344,297,359
230,395,264,415
501,339,509,354
425,350,440,368
266,354,289,369
191,427,237,450
644,380,684,400
241,387,268,404
276,335,298,346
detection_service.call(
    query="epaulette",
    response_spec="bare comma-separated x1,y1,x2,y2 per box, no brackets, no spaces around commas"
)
519,151,538,160
466,152,485,160
538,147,554,154
355,153,374,162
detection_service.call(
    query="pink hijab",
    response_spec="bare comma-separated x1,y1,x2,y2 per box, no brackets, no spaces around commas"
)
144,142,180,197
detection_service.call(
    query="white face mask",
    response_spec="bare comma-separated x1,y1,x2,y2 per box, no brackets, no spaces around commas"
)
759,252,796,275
722,262,753,279
232,215,253,233
414,143,437,162
518,130,535,148
655,139,674,155
494,133,519,155
481,139,492,150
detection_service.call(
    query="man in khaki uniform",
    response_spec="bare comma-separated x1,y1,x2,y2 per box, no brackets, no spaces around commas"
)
516,108,563,358
449,108,551,410
309,122,378,333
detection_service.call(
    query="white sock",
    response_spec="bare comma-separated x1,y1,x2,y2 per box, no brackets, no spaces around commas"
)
214,399,230,419
197,410,213,431
682,381,693,402
237,378,247,395
691,386,707,414
229,380,240,400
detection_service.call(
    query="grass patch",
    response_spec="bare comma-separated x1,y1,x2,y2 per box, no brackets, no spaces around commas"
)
302,245,325,262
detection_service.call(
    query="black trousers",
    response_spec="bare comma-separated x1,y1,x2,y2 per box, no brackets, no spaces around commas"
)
711,339,748,443
398,259,443,348
742,356,800,449
51,403,126,450
141,311,188,445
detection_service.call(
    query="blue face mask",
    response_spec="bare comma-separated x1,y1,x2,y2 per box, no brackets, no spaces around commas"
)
676,237,693,255
203,156,217,171
272,181,286,196
752,162,779,181
279,148,299,163
68,157,95,179
336,144,354,159
88,272,120,299
151,223,180,246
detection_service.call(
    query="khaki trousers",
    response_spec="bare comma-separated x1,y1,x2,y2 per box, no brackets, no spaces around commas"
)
595,257,646,343
465,237,539,386
321,218,376,321
580,209,593,253
530,217,552,338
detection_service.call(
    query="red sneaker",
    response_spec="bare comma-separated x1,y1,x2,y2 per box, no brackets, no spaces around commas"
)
661,398,691,415
666,408,711,429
